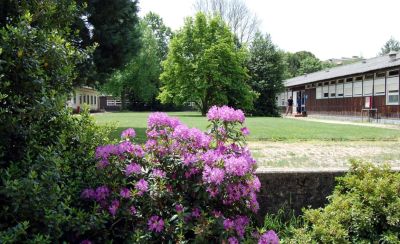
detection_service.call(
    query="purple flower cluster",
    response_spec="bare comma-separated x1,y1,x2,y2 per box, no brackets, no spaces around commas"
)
109,200,120,216
86,106,263,241
148,112,181,129
207,105,245,123
135,179,148,195
202,165,225,185
125,163,141,176
151,168,166,178
81,185,110,202
121,128,136,139
120,187,131,198
173,125,211,149
148,215,164,232
258,230,280,244
223,216,250,238
225,156,252,176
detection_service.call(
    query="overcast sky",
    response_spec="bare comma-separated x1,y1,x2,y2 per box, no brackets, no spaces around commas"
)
138,0,400,60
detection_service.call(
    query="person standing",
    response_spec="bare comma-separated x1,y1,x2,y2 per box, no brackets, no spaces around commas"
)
285,96,293,116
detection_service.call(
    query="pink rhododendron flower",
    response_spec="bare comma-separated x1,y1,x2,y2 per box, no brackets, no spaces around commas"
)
202,165,225,185
192,208,201,218
81,188,96,199
95,186,110,201
225,156,251,176
108,200,120,216
120,188,131,198
175,204,184,212
121,128,136,139
135,179,148,195
125,163,141,176
228,237,239,244
207,105,245,123
258,230,279,244
148,215,164,232
148,112,181,129
151,168,166,178
129,206,137,215
241,127,250,135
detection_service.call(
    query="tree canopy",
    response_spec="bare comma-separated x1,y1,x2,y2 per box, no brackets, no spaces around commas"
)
103,18,161,108
247,32,284,116
379,37,400,56
283,51,331,79
85,0,141,83
159,13,254,115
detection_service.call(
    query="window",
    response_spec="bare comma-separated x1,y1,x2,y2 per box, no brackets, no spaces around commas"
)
374,72,385,95
73,94,76,104
87,95,89,104
91,95,93,105
329,81,336,98
323,82,329,98
337,79,344,97
316,86,322,99
344,78,353,97
363,74,373,96
353,76,362,97
386,75,399,105
388,70,399,77
83,94,86,103
79,95,82,104
94,96,97,105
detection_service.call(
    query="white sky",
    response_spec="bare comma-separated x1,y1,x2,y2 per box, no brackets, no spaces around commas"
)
138,0,400,60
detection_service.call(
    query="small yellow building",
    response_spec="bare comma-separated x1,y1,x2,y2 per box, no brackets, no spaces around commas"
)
67,86,100,112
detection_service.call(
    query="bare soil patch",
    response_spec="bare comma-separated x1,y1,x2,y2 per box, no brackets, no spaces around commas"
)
250,140,400,170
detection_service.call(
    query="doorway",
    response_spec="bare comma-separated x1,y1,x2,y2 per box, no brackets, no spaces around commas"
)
295,90,306,114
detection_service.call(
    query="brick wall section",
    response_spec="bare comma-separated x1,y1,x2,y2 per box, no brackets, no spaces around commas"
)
255,169,346,221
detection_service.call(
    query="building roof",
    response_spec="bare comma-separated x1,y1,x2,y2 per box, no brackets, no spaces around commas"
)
284,51,400,87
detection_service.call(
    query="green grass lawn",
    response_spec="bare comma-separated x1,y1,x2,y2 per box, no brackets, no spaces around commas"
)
93,111,400,143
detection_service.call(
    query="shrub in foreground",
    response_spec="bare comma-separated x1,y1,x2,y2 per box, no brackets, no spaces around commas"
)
0,108,113,243
81,106,277,243
289,161,400,243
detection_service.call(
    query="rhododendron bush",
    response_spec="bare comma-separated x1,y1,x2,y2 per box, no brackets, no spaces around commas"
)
81,106,270,243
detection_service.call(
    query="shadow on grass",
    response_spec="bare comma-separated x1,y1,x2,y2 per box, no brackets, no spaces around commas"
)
175,114,204,118
109,127,147,144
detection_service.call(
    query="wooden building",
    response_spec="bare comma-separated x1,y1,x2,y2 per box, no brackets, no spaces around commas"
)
67,86,100,112
278,51,400,119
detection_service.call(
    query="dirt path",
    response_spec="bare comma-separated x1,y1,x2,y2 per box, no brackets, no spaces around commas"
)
285,116,400,130
250,140,400,171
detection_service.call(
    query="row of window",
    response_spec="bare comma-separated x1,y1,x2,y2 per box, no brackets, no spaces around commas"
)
72,94,98,106
313,70,399,105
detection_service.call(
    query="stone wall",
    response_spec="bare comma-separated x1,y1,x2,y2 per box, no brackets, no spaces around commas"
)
255,169,347,221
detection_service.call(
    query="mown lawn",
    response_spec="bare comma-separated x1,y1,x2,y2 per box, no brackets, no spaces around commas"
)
92,111,400,143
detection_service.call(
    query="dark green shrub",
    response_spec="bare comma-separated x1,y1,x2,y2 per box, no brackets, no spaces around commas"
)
0,107,114,242
289,160,400,243
0,3,113,242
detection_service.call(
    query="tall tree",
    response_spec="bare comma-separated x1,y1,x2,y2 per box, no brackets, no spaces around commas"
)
143,12,173,60
283,51,327,79
247,32,284,116
103,13,173,111
194,0,260,44
379,37,400,55
159,13,254,115
86,0,141,82
103,19,160,109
